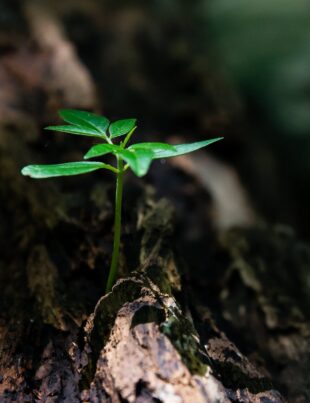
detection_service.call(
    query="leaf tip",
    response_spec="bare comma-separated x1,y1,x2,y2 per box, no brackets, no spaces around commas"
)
21,166,31,177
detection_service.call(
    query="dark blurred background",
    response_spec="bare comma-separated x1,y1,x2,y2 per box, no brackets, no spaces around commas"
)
1,0,309,239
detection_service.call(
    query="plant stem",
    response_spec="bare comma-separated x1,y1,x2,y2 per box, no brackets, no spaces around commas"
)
121,126,137,148
106,156,124,292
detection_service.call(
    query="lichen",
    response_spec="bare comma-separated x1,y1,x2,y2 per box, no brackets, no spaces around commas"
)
161,304,209,376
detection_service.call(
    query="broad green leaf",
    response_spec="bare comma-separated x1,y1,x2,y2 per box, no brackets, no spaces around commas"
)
109,119,137,138
151,138,223,159
118,149,154,177
45,125,106,138
84,144,120,159
21,161,106,178
59,109,110,134
128,142,176,153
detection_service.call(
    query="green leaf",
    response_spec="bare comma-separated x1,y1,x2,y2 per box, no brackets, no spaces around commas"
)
84,144,120,159
84,143,153,177
21,161,106,178
45,125,106,138
151,138,223,159
109,119,137,138
128,142,176,153
118,149,154,177
59,109,110,134
84,142,176,161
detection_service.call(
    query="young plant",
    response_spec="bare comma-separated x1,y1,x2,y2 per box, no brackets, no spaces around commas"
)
22,110,223,292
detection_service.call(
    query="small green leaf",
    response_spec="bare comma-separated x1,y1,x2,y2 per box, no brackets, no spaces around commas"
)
59,109,110,134
45,125,106,138
118,149,154,177
109,119,137,138
129,142,176,153
152,138,223,159
84,143,154,177
84,144,119,159
21,161,106,178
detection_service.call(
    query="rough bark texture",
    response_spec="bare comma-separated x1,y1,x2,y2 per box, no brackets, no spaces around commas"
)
0,167,286,401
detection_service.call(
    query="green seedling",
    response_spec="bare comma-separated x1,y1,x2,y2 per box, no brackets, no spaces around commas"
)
22,109,223,292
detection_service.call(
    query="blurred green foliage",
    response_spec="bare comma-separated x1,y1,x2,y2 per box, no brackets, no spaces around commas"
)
208,0,310,136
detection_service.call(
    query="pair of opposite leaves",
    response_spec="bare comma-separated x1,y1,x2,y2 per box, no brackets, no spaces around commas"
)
22,109,223,178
